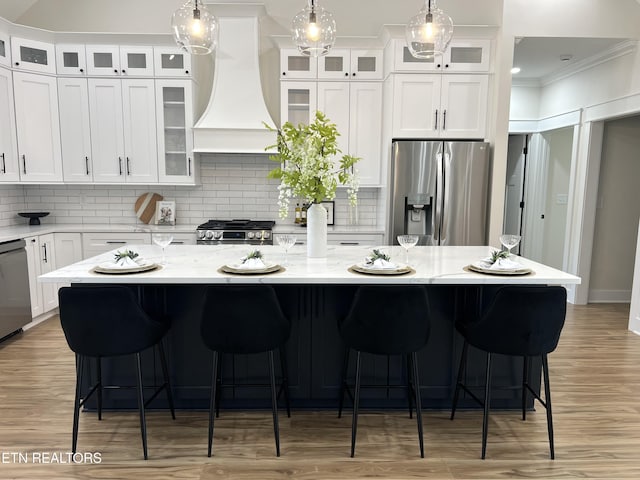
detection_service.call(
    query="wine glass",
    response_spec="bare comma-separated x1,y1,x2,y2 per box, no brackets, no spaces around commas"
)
397,234,419,266
152,233,174,265
499,234,521,256
275,234,297,266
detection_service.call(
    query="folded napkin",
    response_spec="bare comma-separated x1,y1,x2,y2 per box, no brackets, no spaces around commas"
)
235,257,267,270
478,255,522,271
364,258,399,270
102,256,144,269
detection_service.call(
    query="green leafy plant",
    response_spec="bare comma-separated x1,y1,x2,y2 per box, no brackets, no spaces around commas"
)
490,249,510,264
366,248,391,264
114,250,139,262
264,111,360,219
242,250,263,263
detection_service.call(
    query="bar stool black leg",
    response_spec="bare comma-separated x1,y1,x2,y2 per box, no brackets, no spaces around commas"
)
481,352,493,460
338,346,350,419
72,354,84,453
407,354,414,420
522,355,529,421
268,350,281,457
157,341,176,420
279,346,291,418
215,356,222,418
134,353,148,460
411,352,424,458
451,340,469,420
542,354,555,459
350,351,362,458
96,357,103,421
208,351,219,457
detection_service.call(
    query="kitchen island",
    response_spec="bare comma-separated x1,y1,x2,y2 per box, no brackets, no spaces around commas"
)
41,245,580,411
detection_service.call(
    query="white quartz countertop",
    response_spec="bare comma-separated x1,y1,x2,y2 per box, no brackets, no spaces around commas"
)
39,244,581,285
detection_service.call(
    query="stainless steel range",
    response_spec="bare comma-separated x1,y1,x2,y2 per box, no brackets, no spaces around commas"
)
196,219,275,245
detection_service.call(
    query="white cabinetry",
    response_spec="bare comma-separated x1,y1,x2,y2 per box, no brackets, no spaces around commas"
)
392,73,488,139
53,233,83,287
0,31,10,67
153,47,192,77
55,44,87,75
317,82,382,185
58,77,93,182
290,232,384,246
393,38,490,73
155,79,194,183
24,234,57,318
0,67,19,182
280,48,317,79
86,45,153,76
281,81,317,126
88,78,157,183
13,71,63,182
318,49,383,80
11,37,56,74
82,232,151,258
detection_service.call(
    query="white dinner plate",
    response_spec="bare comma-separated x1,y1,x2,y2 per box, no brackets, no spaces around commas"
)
349,263,414,276
92,260,160,275
220,263,283,275
467,263,533,276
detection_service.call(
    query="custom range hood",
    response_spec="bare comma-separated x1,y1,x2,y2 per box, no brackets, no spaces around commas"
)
193,12,276,153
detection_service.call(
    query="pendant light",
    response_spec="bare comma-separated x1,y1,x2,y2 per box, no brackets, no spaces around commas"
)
291,0,336,57
405,0,454,59
172,0,219,55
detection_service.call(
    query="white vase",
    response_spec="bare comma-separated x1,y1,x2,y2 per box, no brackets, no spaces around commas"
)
307,203,327,258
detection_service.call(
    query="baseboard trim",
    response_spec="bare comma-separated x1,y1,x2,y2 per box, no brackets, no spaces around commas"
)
588,289,631,303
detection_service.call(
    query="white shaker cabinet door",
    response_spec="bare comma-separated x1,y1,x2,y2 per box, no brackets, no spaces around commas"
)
122,79,158,183
349,82,382,186
392,74,441,138
317,81,350,156
13,72,63,182
0,67,19,182
88,78,126,182
58,78,93,182
439,74,488,139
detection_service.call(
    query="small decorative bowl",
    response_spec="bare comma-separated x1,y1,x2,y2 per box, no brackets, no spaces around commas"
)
19,212,50,225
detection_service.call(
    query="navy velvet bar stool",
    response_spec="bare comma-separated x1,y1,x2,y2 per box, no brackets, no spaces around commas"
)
199,285,291,457
58,286,176,460
450,285,567,459
338,285,431,458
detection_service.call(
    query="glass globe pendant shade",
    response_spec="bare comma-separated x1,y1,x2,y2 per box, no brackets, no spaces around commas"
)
172,0,218,55
291,0,336,57
405,0,454,59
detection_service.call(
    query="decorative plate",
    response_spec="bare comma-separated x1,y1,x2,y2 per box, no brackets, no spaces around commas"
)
92,261,160,275
349,264,414,276
219,263,283,275
466,264,533,276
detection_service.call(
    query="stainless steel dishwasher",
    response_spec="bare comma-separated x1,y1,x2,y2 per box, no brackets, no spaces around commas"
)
0,239,32,341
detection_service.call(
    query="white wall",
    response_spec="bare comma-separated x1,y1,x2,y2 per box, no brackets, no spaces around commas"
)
0,184,25,227
509,85,540,120
589,115,640,302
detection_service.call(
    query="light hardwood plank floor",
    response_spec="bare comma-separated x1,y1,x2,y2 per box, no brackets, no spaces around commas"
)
0,303,638,479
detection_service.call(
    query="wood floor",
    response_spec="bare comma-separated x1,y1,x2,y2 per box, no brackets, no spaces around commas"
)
0,303,638,479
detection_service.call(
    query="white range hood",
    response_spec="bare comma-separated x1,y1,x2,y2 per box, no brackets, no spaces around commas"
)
193,15,276,154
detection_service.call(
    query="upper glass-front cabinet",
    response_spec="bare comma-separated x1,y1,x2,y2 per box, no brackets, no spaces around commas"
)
394,38,490,73
153,47,192,77
11,37,56,74
0,32,10,67
55,44,87,75
86,45,154,76
280,48,317,79
318,49,383,79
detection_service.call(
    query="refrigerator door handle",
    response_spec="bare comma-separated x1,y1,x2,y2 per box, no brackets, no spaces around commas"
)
434,151,443,244
440,151,452,245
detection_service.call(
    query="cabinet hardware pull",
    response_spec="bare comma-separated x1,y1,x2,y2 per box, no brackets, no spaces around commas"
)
344,72,349,77
85,156,89,175
126,157,131,175
1,153,5,174
42,244,48,263
188,157,192,176
340,242,360,245
352,72,356,76
434,110,438,130
118,157,123,175
171,241,184,245
122,69,126,74
437,63,441,68
80,68,84,73
294,241,304,245
443,110,447,130
22,154,26,174
282,72,286,76
105,241,126,244
185,70,189,74
114,69,118,73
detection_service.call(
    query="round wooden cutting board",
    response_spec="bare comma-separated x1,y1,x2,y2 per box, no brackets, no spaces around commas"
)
134,192,163,224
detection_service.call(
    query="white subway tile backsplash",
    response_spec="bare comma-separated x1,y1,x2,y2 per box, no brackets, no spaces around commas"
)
0,154,380,227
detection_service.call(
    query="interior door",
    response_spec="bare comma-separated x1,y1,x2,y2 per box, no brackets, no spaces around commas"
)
504,134,528,253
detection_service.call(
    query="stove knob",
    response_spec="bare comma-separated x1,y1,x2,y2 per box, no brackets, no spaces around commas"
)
212,231,222,240
205,230,214,240
263,231,271,240
255,231,263,240
247,231,255,239
197,230,205,239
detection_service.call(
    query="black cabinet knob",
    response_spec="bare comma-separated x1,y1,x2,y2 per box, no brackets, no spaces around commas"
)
122,69,126,73
114,69,118,73
185,70,189,74
352,72,356,76
345,72,349,76
15,62,19,66
80,68,84,73
445,64,449,68
437,64,441,68
282,72,286,76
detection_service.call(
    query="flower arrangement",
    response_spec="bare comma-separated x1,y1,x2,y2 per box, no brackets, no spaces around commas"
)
265,111,360,219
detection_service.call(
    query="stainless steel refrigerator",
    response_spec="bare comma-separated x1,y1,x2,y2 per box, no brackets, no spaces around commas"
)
390,140,491,246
